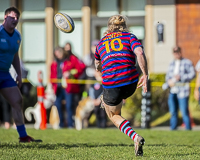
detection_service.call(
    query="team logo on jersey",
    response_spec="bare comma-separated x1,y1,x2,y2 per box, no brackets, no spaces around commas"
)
17,40,20,44
0,38,6,43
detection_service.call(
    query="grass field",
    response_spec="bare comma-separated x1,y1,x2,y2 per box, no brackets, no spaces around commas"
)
0,127,200,160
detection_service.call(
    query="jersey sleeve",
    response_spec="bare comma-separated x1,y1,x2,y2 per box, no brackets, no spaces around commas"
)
130,34,143,52
94,46,101,60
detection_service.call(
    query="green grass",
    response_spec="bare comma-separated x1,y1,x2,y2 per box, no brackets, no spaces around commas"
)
0,127,200,160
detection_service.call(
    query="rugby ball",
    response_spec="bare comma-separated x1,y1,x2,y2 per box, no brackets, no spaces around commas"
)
54,12,75,33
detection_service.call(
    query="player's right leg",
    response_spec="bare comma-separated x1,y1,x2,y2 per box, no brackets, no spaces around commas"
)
0,86,24,126
101,94,145,156
0,86,42,142
0,72,42,143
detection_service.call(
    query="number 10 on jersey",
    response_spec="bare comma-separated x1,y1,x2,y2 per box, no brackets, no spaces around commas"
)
103,38,123,53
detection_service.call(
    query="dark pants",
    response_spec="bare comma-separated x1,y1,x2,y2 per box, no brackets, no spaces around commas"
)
94,104,107,128
54,87,74,128
103,82,138,106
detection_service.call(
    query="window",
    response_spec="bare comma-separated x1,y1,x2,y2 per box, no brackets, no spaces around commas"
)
59,0,83,18
100,26,107,38
22,22,46,61
25,63,47,85
121,0,146,16
0,0,10,20
22,0,46,19
58,0,83,59
97,0,118,17
21,0,46,85
22,22,46,85
58,21,83,59
129,26,145,40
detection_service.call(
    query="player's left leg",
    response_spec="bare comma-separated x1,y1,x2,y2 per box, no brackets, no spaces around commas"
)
101,98,145,156
0,86,42,143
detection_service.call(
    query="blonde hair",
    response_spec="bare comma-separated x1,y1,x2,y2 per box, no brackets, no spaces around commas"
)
104,15,129,36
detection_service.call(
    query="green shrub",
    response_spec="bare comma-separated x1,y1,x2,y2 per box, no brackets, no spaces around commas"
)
122,73,200,127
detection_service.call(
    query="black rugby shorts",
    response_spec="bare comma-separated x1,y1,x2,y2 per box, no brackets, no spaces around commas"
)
103,81,138,106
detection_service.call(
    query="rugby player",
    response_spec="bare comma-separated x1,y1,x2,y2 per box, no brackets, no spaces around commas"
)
94,15,148,156
0,7,42,143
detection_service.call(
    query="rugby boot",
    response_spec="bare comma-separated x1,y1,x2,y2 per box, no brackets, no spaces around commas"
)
134,135,145,156
19,135,43,143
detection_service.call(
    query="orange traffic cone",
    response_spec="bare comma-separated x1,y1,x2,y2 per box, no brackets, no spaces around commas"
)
37,71,47,130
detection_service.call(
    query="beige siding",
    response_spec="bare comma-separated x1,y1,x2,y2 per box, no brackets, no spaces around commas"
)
153,5,176,73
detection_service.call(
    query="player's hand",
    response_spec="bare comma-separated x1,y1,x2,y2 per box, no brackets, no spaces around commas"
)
95,59,102,72
16,75,22,88
168,79,175,87
175,75,180,81
96,65,102,72
63,71,70,78
137,75,148,93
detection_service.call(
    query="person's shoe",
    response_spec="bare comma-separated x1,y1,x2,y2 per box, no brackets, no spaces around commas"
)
19,135,43,143
134,135,145,156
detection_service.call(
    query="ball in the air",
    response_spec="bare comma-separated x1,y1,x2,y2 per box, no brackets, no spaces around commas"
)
54,12,75,33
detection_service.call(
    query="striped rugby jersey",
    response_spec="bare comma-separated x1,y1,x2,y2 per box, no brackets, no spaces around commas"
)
95,32,142,89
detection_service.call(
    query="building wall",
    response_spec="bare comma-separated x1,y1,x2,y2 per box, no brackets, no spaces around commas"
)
176,1,200,66
153,4,176,73
145,0,176,73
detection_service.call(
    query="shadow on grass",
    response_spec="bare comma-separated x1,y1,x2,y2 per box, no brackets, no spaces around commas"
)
0,143,135,150
1,142,199,150
147,144,200,147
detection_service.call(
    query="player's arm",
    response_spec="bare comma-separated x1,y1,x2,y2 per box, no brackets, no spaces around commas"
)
134,47,148,92
95,59,102,72
12,52,22,87
94,47,102,72
94,44,102,72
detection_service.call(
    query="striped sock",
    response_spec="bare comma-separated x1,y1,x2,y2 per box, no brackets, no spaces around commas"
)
119,120,137,141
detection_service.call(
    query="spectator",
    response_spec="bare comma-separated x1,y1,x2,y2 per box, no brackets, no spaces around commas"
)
83,40,98,78
50,46,66,128
164,46,195,130
83,40,99,93
89,71,107,128
194,46,200,103
63,42,86,128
